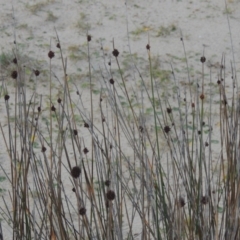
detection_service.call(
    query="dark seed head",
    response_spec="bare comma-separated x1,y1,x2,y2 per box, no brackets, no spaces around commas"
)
205,142,209,147
108,61,111,66
106,190,115,201
201,196,208,205
109,78,114,84
200,56,206,63
112,49,119,57
177,197,185,208
13,58,17,64
37,106,41,112
87,35,91,42
164,126,171,134
139,126,144,133
192,103,195,108
11,70,18,79
79,207,86,215
57,98,62,103
73,129,78,135
84,122,89,128
51,105,56,111
4,95,10,101
198,130,201,135
200,94,204,100
105,180,111,187
146,44,150,50
83,147,89,154
48,50,55,59
202,121,205,126
71,166,81,178
217,80,221,84
184,98,186,102
72,188,76,192
34,70,40,76
41,146,46,152
56,43,61,49
167,108,172,114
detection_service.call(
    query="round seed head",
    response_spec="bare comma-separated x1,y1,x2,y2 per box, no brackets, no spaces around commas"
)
41,146,46,152
146,44,150,50
73,129,78,136
57,98,62,104
105,180,111,187
205,142,209,147
112,49,119,57
106,190,115,201
200,56,206,63
48,50,55,59
217,80,221,84
164,126,171,134
71,166,81,178
84,122,89,128
34,70,40,76
56,43,61,49
72,188,76,192
198,130,201,135
12,58,17,64
51,105,56,111
83,147,89,154
200,94,204,100
37,106,41,112
11,70,18,79
4,95,10,101
177,197,185,208
201,196,208,205
167,108,172,114
79,207,86,216
87,35,91,42
109,78,114,84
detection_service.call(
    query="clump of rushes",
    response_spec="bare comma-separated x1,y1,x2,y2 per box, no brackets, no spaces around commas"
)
2,23,240,240
71,166,81,178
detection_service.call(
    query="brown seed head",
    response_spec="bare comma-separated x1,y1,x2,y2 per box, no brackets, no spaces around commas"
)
192,103,195,108
11,70,18,79
106,190,115,201
73,129,78,136
112,49,119,57
200,94,204,100
71,166,81,178
146,44,150,50
177,197,185,208
167,108,172,114
109,78,114,84
4,95,10,101
105,180,111,187
201,196,208,205
34,70,40,76
164,126,171,134
83,147,89,154
56,43,61,49
200,56,206,63
79,207,86,216
13,58,17,64
205,142,209,147
41,146,46,152
48,51,55,59
84,122,89,128
72,188,76,192
37,106,41,112
57,98,62,104
51,105,56,111
87,35,91,42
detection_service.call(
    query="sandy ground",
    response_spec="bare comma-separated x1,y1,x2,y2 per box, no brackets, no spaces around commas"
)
0,0,240,239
